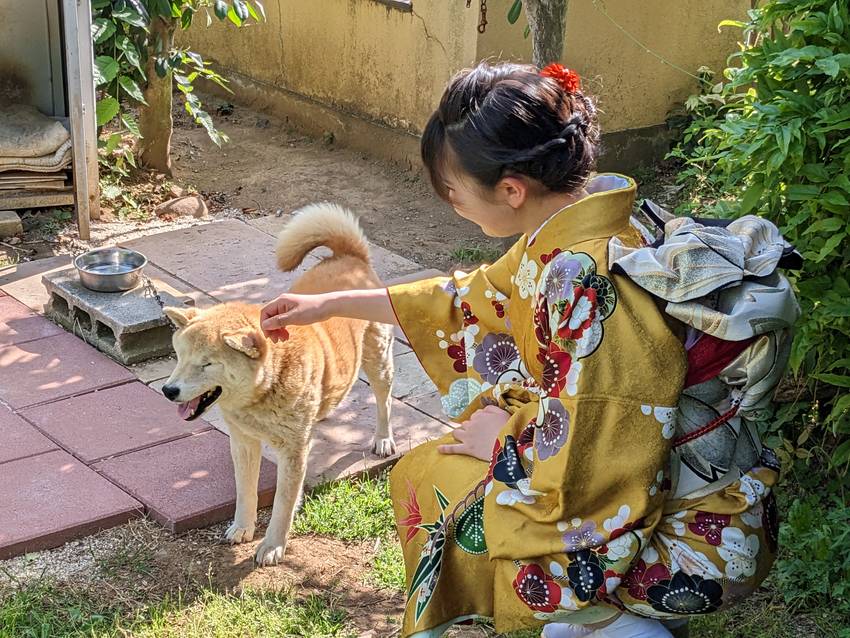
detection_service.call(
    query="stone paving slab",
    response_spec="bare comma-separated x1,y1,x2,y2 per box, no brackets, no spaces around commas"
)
0,255,71,312
0,402,57,465
20,382,213,464
120,220,321,305
0,295,64,346
94,429,277,533
0,449,142,559
308,380,450,487
0,333,135,410
130,355,176,384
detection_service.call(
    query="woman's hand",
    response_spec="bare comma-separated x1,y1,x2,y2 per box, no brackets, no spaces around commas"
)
261,293,331,342
438,405,511,461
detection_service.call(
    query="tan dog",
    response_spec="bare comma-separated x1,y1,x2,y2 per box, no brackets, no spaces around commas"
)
161,204,396,566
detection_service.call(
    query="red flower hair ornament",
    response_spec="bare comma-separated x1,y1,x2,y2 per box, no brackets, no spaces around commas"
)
541,63,581,94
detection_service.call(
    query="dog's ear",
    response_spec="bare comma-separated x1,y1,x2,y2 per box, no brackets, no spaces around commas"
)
164,306,198,328
223,328,264,359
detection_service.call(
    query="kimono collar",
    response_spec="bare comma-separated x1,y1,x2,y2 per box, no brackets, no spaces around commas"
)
527,173,636,246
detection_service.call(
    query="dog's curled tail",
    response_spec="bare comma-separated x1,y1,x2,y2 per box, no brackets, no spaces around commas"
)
275,203,370,272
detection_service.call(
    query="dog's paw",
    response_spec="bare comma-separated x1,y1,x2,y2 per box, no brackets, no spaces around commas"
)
254,538,286,567
371,436,397,458
223,522,255,545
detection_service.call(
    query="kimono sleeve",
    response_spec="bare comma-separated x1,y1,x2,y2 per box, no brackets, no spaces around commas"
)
386,239,525,412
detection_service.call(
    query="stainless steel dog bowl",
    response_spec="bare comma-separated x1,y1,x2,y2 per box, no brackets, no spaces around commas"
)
74,247,148,292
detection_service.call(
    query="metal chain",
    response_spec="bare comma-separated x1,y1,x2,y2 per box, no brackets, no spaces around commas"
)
142,274,178,332
465,0,488,33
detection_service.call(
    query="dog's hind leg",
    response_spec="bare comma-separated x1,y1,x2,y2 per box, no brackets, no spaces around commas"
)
254,442,309,567
361,322,396,457
224,426,262,545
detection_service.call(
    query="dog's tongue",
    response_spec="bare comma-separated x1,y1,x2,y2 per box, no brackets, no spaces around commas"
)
178,397,201,420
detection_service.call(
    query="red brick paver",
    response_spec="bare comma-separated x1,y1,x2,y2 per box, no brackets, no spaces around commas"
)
0,296,63,346
0,333,134,409
0,449,141,559
0,402,57,464
20,382,212,464
95,430,277,533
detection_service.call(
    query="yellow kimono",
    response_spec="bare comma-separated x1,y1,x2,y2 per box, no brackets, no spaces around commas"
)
387,175,780,636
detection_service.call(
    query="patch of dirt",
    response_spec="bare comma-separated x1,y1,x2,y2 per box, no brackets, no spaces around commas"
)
170,97,502,272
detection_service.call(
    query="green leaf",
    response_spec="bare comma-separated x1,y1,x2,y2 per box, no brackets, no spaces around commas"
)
717,19,745,31
226,6,243,26
91,18,115,44
95,97,120,127
523,24,530,39
120,112,141,137
103,132,122,155
813,372,850,389
118,75,146,104
251,1,266,20
214,0,228,20
101,183,122,200
93,56,119,86
739,181,764,214
112,7,148,28
115,35,143,73
507,0,522,25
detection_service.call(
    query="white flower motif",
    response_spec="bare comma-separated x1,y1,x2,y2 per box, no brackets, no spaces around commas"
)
664,515,687,537
642,546,660,564
549,561,564,577
568,295,593,330
575,319,603,358
641,405,677,439
515,478,545,497
559,587,579,611
741,502,764,529
441,378,482,419
605,533,635,560
604,574,622,596
604,505,632,533
658,533,724,579
557,521,569,532
717,526,759,579
740,475,766,506
565,359,583,396
496,488,535,507
515,253,539,299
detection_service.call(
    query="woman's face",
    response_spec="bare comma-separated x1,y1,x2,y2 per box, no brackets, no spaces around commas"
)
444,169,523,238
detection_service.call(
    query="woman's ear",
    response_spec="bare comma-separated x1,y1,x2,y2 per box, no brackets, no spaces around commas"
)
495,175,530,210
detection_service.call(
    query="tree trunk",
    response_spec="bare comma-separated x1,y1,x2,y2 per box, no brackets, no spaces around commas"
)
523,0,569,67
138,17,176,175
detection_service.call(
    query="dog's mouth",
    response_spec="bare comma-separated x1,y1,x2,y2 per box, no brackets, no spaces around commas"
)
178,387,222,420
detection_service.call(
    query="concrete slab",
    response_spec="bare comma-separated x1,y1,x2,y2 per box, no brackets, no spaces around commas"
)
0,255,71,312
120,220,321,305
43,269,185,365
145,264,218,309
20,382,213,464
0,295,63,346
0,333,134,409
94,429,277,533
129,356,176,383
0,449,142,559
0,402,57,464
308,380,449,487
404,390,452,425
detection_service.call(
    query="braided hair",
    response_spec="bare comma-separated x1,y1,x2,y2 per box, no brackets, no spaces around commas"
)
421,61,600,201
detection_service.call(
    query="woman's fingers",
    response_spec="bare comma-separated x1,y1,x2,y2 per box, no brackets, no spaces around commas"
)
437,443,468,455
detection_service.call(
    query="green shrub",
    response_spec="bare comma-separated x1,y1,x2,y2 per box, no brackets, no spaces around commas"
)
671,0,849,471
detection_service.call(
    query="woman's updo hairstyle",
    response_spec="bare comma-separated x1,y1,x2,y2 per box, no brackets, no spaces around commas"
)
421,61,600,201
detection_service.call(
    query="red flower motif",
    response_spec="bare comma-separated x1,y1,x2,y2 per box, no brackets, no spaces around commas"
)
398,479,422,544
491,299,506,318
513,563,561,613
540,248,563,265
517,424,535,458
622,559,671,601
447,340,467,373
461,301,479,326
534,299,552,348
541,63,581,94
537,343,573,398
557,285,598,341
687,511,731,547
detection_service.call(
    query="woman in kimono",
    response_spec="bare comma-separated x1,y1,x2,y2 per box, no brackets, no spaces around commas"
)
260,62,784,637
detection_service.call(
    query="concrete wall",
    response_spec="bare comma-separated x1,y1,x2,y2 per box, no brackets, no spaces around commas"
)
478,0,749,132
184,0,749,167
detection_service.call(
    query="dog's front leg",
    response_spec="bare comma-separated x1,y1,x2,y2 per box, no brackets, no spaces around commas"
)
254,444,309,567
224,427,262,545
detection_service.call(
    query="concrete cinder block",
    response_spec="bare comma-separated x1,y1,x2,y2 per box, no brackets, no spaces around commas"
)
0,211,23,238
42,268,186,365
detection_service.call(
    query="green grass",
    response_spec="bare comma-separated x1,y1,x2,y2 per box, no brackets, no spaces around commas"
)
450,244,503,265
0,580,352,638
293,476,395,541
369,539,405,591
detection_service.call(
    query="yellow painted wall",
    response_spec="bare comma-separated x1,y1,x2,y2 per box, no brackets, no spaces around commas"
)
182,0,479,134
185,0,748,136
478,0,749,131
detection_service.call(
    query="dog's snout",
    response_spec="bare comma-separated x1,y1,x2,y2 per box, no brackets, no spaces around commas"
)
162,384,180,401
